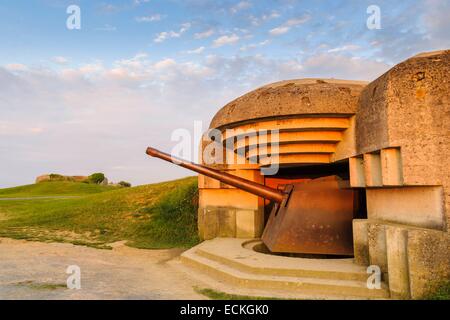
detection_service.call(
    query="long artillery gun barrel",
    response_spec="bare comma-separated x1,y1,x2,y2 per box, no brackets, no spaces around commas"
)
146,147,285,203
146,146,357,256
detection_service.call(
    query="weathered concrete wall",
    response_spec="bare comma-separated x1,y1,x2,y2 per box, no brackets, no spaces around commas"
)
386,226,409,299
353,219,450,299
352,219,369,266
198,170,265,240
407,228,450,298
332,115,357,162
356,50,450,230
355,74,390,153
211,79,367,129
366,186,445,230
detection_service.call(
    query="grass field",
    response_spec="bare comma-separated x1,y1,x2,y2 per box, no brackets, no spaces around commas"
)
194,288,284,300
426,281,450,300
0,177,200,249
0,181,118,198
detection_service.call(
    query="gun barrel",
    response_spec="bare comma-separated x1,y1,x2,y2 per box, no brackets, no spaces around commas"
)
146,147,285,203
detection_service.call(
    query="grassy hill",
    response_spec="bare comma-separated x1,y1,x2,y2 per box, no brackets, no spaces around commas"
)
0,181,117,198
0,177,199,249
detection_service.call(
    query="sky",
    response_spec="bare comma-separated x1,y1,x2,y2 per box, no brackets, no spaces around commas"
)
0,0,449,188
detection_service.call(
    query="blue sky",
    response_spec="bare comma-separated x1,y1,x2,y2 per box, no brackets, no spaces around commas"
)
0,0,449,187
0,0,435,65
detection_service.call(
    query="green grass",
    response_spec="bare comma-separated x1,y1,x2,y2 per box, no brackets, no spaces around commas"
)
425,281,450,300
14,280,67,291
0,181,118,198
194,288,283,300
0,177,200,249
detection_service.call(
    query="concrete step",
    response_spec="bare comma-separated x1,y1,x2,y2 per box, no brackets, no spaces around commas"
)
196,238,373,281
181,247,390,299
196,247,369,282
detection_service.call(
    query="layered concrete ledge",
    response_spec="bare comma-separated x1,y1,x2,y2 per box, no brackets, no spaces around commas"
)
353,219,450,299
181,238,390,299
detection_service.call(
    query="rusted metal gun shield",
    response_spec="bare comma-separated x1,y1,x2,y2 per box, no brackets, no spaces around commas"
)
262,176,355,256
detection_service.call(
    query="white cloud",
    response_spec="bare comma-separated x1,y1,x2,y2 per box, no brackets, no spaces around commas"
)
115,53,148,69
78,62,104,75
240,40,270,51
269,26,290,36
135,14,164,22
154,23,191,43
212,34,240,47
231,1,252,14
327,44,361,53
180,23,191,32
29,127,44,134
249,11,281,26
421,0,450,46
153,58,177,70
0,122,44,136
154,31,179,43
0,52,391,188
5,63,28,71
194,29,215,39
269,14,311,36
133,0,150,5
300,53,389,80
186,46,205,54
52,56,70,65
286,16,311,26
264,11,281,20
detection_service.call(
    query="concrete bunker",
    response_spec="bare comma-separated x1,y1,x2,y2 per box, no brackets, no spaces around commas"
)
148,50,450,299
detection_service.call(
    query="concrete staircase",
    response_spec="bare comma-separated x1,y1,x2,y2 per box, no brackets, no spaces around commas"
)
180,238,390,299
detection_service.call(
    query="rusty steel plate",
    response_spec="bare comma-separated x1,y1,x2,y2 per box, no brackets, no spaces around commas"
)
262,175,356,256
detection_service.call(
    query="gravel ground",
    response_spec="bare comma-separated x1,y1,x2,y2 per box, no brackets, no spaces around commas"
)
0,238,206,300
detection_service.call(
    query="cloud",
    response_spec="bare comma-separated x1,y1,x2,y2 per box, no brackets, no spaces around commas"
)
52,56,70,65
269,26,290,36
359,0,449,63
78,62,104,75
154,23,191,43
286,16,310,26
0,122,44,136
240,40,270,51
300,54,389,80
0,51,392,188
133,0,150,5
135,14,164,22
269,14,310,36
153,58,177,70
212,34,240,47
194,29,215,39
249,11,281,26
231,1,252,14
186,46,206,54
114,53,148,69
5,63,28,71
421,0,450,46
327,44,361,53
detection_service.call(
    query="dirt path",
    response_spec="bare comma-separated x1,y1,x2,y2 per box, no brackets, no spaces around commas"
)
0,238,206,300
